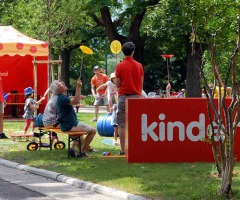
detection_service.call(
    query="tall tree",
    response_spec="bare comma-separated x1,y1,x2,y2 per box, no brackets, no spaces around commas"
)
88,0,160,64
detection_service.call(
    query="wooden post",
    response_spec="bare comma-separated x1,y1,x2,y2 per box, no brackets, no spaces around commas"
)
33,57,38,116
32,59,62,94
58,63,61,81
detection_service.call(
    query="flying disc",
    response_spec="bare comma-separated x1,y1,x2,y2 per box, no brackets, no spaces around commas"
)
80,45,93,54
161,54,174,58
101,138,115,146
110,40,121,54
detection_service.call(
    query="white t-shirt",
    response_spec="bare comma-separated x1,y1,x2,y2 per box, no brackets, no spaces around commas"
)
106,81,118,94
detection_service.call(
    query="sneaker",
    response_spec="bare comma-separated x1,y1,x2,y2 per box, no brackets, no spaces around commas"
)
78,152,90,158
69,148,77,158
90,118,97,122
119,151,125,155
0,133,8,139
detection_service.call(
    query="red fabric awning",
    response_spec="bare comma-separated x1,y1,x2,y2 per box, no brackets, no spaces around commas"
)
0,26,48,56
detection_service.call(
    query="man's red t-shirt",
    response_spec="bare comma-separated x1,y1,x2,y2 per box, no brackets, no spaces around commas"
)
91,73,109,95
115,57,143,96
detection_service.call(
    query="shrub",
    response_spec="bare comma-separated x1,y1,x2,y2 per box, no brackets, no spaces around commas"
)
82,95,94,105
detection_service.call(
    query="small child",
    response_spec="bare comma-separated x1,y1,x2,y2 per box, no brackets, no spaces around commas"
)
96,73,118,111
111,103,119,145
23,87,45,134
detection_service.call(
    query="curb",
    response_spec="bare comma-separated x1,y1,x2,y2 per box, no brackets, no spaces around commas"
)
0,158,149,200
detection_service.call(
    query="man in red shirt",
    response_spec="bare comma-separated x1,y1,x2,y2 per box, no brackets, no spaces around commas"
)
91,66,110,121
115,42,144,155
0,74,8,139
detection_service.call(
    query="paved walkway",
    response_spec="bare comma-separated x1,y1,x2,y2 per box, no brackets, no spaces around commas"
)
76,105,108,114
0,161,116,200
0,159,147,200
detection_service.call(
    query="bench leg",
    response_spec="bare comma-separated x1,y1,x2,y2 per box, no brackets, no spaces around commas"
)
49,131,52,150
68,135,81,159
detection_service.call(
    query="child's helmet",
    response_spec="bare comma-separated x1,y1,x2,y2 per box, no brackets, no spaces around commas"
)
24,87,34,96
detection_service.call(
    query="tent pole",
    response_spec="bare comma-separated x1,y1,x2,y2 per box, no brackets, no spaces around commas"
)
33,56,38,117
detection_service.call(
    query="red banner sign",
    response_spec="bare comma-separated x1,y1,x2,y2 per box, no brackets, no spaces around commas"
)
126,98,240,163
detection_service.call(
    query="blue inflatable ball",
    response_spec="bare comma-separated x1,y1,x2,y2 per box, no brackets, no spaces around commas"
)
97,114,114,137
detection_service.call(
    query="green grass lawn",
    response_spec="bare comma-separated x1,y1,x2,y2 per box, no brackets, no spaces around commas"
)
1,113,240,200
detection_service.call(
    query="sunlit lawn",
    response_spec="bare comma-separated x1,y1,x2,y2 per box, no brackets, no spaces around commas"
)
1,112,240,200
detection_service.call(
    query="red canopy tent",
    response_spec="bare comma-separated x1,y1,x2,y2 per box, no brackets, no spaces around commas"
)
0,26,49,117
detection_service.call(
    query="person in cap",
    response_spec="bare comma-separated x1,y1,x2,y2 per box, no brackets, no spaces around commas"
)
90,66,110,121
96,72,118,112
115,41,144,155
23,87,45,134
177,88,186,98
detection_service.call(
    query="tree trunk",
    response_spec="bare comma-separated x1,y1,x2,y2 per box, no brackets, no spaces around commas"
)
220,158,234,198
60,48,71,88
185,35,202,97
100,6,145,64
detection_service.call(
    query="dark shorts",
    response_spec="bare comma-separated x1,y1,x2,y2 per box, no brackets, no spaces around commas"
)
117,94,141,128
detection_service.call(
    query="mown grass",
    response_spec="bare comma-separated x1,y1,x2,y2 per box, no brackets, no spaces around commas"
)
1,112,240,200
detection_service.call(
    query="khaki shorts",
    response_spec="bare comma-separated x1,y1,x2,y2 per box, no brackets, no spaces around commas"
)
117,95,141,128
71,121,94,133
93,94,108,106
0,102,4,114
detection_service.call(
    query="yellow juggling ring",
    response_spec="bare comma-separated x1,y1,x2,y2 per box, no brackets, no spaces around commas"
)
110,40,121,54
80,45,93,54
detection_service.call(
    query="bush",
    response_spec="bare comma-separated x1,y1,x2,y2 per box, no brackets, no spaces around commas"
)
82,95,94,105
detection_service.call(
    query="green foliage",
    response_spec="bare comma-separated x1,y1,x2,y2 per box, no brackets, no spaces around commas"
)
1,0,240,92
81,95,94,105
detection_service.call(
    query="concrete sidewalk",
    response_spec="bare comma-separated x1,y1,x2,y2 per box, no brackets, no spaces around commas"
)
76,105,108,114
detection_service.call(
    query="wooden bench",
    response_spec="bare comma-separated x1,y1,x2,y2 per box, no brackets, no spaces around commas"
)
39,127,87,158
10,133,35,142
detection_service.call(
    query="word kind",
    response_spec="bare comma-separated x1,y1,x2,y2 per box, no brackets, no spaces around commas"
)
142,113,209,142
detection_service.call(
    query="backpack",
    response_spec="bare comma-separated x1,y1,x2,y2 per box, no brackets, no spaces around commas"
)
34,113,44,127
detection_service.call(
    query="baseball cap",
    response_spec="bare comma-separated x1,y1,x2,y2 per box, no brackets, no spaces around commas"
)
24,87,34,96
93,66,100,70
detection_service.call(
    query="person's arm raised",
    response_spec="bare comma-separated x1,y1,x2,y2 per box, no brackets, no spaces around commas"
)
70,79,82,105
